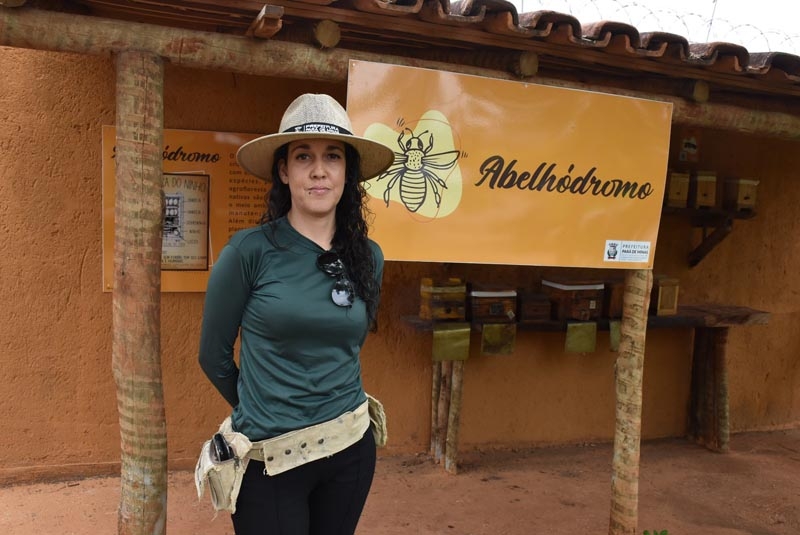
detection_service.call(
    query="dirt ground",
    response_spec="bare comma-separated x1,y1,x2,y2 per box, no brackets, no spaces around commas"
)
2,429,799,535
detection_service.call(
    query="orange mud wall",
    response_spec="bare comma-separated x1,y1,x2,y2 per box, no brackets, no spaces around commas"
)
1,46,798,483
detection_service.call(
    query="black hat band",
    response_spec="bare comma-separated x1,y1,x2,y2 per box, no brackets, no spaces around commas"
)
284,122,353,135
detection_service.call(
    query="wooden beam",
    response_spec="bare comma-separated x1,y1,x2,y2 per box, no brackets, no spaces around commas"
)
517,50,539,77
245,5,284,39
278,19,341,48
2,8,800,139
679,79,710,103
83,0,258,31
400,48,538,77
314,20,341,49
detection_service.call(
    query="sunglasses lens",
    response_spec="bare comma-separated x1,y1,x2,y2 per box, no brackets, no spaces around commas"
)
331,278,354,307
317,251,344,276
317,251,353,307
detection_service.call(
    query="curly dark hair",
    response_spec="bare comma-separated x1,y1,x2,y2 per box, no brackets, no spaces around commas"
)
259,143,380,331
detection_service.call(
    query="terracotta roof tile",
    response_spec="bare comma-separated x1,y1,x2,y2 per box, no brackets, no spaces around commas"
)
52,0,800,96
482,11,549,38
349,0,424,16
749,52,800,82
639,31,690,60
419,0,488,27
689,42,750,71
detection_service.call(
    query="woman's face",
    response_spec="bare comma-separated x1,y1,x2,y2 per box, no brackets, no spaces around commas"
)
279,138,347,221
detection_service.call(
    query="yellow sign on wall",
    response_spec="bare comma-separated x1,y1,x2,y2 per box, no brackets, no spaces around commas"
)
346,60,673,269
102,127,265,292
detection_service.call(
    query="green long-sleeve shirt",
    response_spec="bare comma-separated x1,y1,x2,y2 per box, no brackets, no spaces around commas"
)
198,217,383,441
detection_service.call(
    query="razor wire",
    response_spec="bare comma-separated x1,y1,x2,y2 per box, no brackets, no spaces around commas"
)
512,0,800,55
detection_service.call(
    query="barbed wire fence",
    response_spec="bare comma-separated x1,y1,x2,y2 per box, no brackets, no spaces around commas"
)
514,0,800,55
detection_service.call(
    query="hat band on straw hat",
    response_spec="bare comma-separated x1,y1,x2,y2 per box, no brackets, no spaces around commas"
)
285,122,353,135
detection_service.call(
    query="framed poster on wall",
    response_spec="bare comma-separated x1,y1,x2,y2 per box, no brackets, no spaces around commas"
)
161,172,210,271
102,127,265,292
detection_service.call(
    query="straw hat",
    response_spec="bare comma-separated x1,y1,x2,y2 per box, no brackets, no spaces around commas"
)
236,93,395,182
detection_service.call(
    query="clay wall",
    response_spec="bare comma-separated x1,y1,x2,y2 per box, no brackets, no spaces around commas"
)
1,47,796,482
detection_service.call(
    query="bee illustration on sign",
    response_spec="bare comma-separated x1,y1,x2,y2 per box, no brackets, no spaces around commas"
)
377,126,460,212
363,110,464,218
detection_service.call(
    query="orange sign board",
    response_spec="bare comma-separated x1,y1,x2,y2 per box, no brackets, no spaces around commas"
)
102,127,266,292
346,61,673,269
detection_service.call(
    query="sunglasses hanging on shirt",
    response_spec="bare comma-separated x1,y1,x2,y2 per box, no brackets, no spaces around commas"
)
316,251,355,307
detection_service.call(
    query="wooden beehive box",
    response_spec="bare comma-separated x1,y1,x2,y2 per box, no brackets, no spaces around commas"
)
469,285,517,324
723,178,759,212
690,170,718,209
420,277,466,321
650,276,679,316
541,278,604,321
665,171,690,208
517,290,552,323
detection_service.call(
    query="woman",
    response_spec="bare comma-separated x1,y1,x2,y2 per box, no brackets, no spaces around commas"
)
198,93,394,534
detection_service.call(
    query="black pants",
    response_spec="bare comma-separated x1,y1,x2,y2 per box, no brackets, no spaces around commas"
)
232,431,376,535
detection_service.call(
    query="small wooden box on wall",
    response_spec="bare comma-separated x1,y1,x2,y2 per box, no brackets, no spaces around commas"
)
420,277,466,321
665,171,690,208
689,170,718,209
650,276,679,316
723,178,759,212
469,285,517,323
541,278,604,321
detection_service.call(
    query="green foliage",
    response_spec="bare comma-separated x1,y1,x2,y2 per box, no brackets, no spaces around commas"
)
643,531,668,535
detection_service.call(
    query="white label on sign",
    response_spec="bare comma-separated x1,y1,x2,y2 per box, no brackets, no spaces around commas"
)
603,240,651,263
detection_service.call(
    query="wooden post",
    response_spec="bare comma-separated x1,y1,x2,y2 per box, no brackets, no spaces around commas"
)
112,50,167,535
430,360,441,456
444,360,464,474
609,269,652,535
688,327,730,452
434,360,452,463
714,328,731,453
688,328,709,444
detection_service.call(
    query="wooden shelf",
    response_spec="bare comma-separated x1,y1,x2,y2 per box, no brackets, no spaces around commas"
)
404,304,769,332
662,206,755,225
662,206,757,267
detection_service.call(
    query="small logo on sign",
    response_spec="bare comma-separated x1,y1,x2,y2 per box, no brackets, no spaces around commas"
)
604,240,650,263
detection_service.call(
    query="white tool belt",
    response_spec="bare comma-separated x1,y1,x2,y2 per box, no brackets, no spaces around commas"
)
249,400,369,475
195,399,380,514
